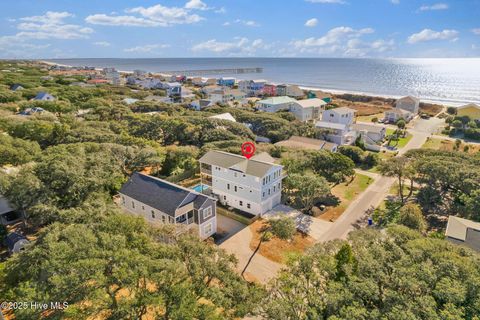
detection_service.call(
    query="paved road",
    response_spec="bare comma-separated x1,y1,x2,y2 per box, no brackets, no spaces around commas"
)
318,118,438,241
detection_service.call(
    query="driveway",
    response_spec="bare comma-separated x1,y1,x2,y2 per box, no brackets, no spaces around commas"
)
215,214,247,244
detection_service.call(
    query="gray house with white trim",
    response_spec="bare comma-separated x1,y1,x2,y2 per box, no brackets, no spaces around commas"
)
119,173,217,240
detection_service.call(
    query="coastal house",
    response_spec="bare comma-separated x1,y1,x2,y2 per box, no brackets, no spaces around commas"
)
103,67,121,85
165,82,182,102
276,84,287,96
261,84,277,97
202,85,223,95
6,232,29,254
384,108,413,123
119,172,217,240
316,107,357,145
238,79,267,97
256,96,297,113
181,87,196,100
208,88,246,104
395,96,420,114
10,84,23,91
199,150,284,216
0,196,22,225
218,77,236,87
286,85,304,98
190,99,214,111
352,123,386,151
32,92,55,101
445,216,480,252
209,112,237,122
275,136,338,152
290,98,327,122
456,103,480,120
133,69,147,77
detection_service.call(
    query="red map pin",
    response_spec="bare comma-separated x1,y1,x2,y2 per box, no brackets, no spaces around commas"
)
241,142,256,160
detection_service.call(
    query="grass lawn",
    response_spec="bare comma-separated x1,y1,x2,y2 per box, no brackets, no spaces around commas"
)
368,151,395,173
422,137,480,154
249,220,314,264
356,112,384,123
386,128,412,148
319,173,373,222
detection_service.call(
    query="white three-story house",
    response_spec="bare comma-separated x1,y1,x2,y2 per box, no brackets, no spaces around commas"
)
199,150,284,216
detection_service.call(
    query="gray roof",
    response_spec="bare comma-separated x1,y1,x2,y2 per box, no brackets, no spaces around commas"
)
446,216,480,241
0,196,14,215
119,173,214,217
329,106,356,115
315,121,347,130
275,136,338,151
352,123,386,133
199,150,280,178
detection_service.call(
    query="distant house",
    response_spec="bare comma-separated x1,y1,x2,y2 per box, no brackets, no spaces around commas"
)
181,87,196,100
352,123,386,151
218,77,236,87
202,85,223,95
103,68,121,85
456,103,480,120
275,136,338,152
395,96,420,114
165,82,182,101
119,172,217,240
32,92,55,101
6,232,29,254
384,108,413,123
20,107,45,115
261,84,277,97
190,99,214,111
10,84,23,91
208,88,246,104
238,79,267,97
316,107,357,145
276,84,288,96
286,85,304,98
209,112,236,122
0,196,22,225
290,98,326,122
145,95,172,103
445,216,480,252
384,96,419,123
133,69,147,77
256,96,297,113
199,150,284,216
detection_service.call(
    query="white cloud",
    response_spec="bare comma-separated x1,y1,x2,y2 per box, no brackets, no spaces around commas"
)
192,37,269,55
305,18,318,27
185,0,209,10
223,19,260,27
93,41,111,47
293,26,374,48
86,4,204,27
407,29,458,44
124,44,170,53
472,28,480,35
306,0,346,4
215,7,226,14
15,11,93,40
391,0,400,4
418,3,449,11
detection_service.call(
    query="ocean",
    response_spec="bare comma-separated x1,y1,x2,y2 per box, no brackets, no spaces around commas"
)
46,58,480,106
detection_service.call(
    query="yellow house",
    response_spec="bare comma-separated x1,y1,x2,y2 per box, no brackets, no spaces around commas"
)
457,103,480,120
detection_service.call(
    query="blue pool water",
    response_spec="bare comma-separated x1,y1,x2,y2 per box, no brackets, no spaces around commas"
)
192,184,208,193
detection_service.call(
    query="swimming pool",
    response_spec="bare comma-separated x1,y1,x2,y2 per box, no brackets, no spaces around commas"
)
191,184,208,193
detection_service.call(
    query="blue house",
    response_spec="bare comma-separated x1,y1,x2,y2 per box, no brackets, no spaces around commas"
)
218,77,235,87
33,92,55,101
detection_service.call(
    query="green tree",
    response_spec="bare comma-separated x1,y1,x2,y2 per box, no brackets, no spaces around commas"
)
397,203,427,232
378,156,415,204
283,173,330,211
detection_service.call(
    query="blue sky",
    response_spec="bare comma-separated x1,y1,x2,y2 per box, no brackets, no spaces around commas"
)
0,0,479,58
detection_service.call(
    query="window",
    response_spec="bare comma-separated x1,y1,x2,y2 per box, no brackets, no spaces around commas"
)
227,183,230,190
273,186,276,192
330,113,334,117
151,210,155,218
203,206,213,219
142,205,145,211
247,203,251,209
268,189,271,195
204,222,213,235
223,195,226,200
131,201,135,208
162,215,166,223
263,192,265,197
239,201,243,206
234,186,237,192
